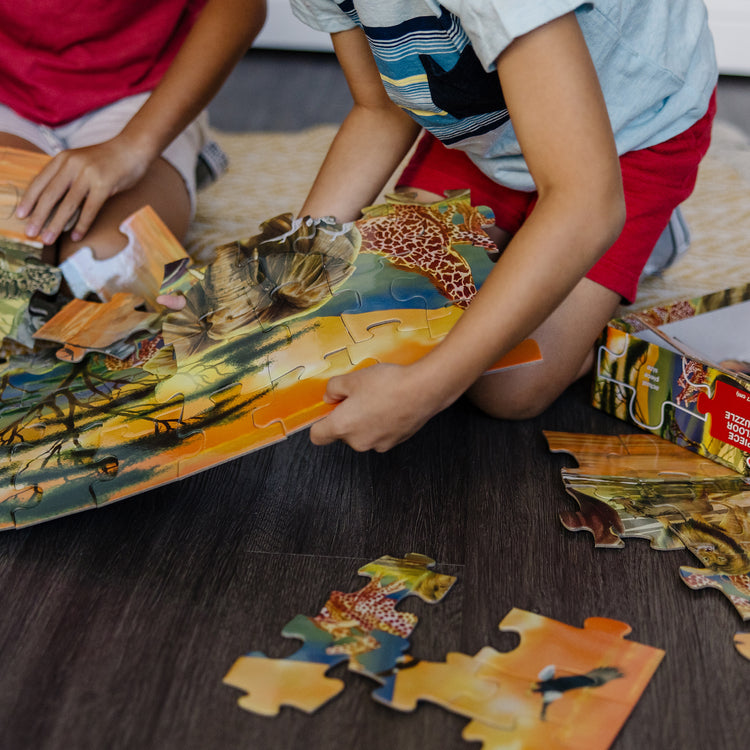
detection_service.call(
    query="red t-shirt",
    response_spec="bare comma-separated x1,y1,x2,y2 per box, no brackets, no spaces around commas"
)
0,1,206,127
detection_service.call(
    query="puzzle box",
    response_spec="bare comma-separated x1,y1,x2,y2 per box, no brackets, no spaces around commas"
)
592,284,750,475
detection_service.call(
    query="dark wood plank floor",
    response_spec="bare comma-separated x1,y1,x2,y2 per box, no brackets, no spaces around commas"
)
0,52,748,750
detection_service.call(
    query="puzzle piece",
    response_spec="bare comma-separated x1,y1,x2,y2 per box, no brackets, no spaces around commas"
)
0,147,51,247
547,431,750,621
0,241,62,345
251,349,381,440
679,567,750,621
223,553,455,716
0,191,543,530
58,206,190,308
734,632,750,660
222,656,345,716
32,292,161,362
161,214,359,365
374,609,662,750
371,649,517,731
557,486,626,548
10,420,112,528
356,189,496,310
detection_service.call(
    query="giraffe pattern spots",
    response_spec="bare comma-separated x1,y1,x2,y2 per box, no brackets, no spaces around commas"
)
312,575,418,656
356,191,496,308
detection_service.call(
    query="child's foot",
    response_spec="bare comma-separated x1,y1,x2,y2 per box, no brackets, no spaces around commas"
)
641,206,691,276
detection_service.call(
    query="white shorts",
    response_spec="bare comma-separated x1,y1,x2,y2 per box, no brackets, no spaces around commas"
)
0,92,208,216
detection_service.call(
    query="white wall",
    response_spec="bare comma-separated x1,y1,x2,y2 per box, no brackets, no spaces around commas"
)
254,0,333,52
256,0,750,75
705,0,750,75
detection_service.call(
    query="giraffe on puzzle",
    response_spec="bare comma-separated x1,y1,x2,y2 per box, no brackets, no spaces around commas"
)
356,189,497,308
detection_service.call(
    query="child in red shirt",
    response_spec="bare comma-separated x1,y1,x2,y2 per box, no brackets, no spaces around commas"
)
1,0,266,266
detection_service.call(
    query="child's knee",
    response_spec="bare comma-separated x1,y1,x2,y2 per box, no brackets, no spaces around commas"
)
466,366,573,421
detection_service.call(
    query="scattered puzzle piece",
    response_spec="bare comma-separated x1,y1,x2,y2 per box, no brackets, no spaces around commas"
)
58,206,189,308
679,568,750,621
546,430,750,622
223,657,344,716
223,553,455,715
32,292,161,362
734,632,750,660
374,609,662,750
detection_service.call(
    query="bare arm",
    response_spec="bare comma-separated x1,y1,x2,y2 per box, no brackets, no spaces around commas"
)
300,26,422,222
310,12,626,451
18,0,266,244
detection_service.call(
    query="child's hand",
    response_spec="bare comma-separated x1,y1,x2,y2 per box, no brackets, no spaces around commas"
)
17,138,151,245
309,362,446,453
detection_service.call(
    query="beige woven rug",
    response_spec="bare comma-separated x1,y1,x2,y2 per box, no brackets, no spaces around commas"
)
186,121,750,312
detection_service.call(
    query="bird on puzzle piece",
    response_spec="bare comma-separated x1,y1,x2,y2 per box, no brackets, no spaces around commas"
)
373,609,662,750
223,553,455,716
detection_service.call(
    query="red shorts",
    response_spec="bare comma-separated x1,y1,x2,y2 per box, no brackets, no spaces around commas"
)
397,91,716,303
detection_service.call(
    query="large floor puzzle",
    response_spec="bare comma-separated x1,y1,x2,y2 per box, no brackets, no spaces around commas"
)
224,553,664,750
545,431,750,658
0,146,541,529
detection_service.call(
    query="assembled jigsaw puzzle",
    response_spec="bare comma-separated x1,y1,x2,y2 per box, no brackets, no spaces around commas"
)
0,146,542,529
224,553,664,749
545,431,750,657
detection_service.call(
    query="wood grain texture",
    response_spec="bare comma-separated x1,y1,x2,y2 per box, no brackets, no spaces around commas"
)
0,382,747,750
